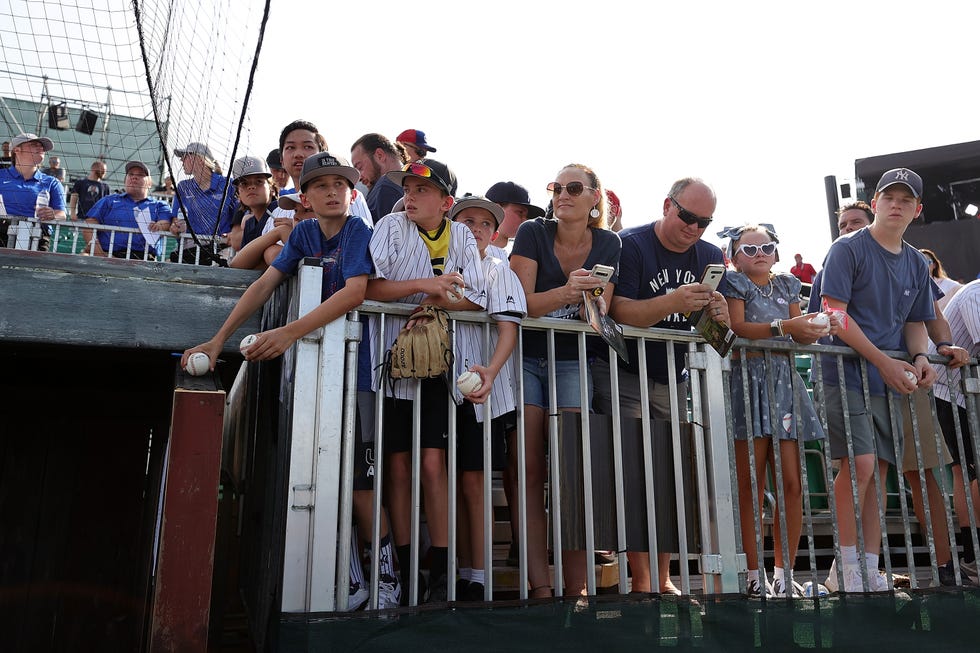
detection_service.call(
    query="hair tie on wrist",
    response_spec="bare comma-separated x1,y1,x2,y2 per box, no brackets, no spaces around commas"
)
912,352,928,362
935,341,954,349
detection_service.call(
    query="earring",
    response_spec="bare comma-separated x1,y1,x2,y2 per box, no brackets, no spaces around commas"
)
589,206,600,219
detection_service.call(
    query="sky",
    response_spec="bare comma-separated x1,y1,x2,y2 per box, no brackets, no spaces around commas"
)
237,0,979,271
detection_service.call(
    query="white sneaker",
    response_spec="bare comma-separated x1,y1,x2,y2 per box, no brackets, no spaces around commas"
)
842,565,865,593
824,560,839,593
343,581,369,611
746,576,774,598
771,575,802,598
377,574,402,609
868,569,892,592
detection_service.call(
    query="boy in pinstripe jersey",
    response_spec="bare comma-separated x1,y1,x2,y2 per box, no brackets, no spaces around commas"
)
366,159,486,602
450,195,527,600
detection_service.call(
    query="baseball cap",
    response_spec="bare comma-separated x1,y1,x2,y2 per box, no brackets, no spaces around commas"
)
386,159,458,196
396,129,437,154
276,192,303,210
449,194,505,228
125,160,150,176
266,148,283,170
298,152,360,191
11,133,54,152
486,181,545,218
231,155,272,184
875,167,923,199
174,142,214,161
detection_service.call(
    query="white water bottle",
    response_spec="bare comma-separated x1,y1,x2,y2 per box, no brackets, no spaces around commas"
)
35,189,50,219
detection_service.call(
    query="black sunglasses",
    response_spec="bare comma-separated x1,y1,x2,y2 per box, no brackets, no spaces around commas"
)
669,196,713,228
547,181,594,197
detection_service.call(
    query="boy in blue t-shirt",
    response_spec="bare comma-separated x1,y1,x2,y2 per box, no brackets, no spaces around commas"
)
182,152,400,609
819,167,935,593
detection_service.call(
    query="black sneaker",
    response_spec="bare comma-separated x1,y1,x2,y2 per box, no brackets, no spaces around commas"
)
938,561,979,587
464,581,486,602
428,574,448,603
455,578,470,599
506,541,519,567
399,572,429,606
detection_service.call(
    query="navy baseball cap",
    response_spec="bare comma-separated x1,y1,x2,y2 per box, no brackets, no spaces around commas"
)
386,159,457,196
266,148,283,170
875,168,923,199
485,181,545,218
396,129,437,154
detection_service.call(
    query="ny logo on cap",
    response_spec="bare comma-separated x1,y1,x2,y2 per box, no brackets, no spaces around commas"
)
894,169,910,181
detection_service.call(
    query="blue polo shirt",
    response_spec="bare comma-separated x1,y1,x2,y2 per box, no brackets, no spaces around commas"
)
0,166,67,218
87,192,172,253
171,172,238,237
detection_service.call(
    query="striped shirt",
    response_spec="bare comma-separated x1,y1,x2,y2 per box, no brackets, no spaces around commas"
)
369,211,486,400
931,279,980,407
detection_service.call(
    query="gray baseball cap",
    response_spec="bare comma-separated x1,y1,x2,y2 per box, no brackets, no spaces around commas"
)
125,160,150,176
231,155,272,184
174,142,214,160
11,133,54,151
449,194,504,228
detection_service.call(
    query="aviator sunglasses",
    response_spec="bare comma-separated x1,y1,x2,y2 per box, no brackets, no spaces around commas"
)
547,181,595,197
669,196,713,228
736,242,777,257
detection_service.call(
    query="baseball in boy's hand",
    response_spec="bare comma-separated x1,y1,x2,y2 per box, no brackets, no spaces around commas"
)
185,352,210,376
456,371,483,395
905,370,918,384
447,282,464,303
240,334,258,353
809,313,829,327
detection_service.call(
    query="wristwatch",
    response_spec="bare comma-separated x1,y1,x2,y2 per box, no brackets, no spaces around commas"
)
770,319,783,337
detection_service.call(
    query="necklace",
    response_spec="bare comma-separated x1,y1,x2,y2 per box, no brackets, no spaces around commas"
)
754,275,774,298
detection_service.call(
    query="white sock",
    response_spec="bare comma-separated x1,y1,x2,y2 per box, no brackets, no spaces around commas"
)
747,569,760,583
460,567,473,582
841,545,858,569
773,566,785,582
865,552,879,572
470,568,485,585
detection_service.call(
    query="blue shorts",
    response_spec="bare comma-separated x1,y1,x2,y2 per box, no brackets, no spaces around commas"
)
522,357,592,410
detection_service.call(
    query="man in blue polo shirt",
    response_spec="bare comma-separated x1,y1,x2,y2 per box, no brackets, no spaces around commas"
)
85,160,171,259
0,133,67,249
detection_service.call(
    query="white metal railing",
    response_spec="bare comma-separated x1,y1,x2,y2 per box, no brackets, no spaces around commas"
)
269,262,980,612
0,214,229,264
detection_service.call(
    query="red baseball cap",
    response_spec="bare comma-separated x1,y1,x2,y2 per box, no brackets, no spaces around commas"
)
396,129,437,153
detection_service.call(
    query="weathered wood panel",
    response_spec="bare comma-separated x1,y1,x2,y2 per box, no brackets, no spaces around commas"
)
149,371,225,653
0,249,262,353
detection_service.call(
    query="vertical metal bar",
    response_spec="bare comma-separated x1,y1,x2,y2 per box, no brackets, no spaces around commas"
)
447,318,458,601
577,331,596,596
636,338,660,593
515,327,528,600
409,378,423,605
666,343,690,594
607,345,629,592
369,313,387,610
332,314,361,610
547,329,563,596
482,321,494,600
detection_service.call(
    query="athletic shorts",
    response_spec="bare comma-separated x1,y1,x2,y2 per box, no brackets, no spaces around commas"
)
592,358,687,419
824,386,900,465
382,377,450,453
456,403,511,472
900,388,952,472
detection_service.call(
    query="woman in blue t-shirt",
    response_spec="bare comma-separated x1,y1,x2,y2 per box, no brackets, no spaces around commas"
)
510,163,621,597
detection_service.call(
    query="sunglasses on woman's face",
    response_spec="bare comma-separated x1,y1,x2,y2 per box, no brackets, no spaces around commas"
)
669,196,713,228
736,243,777,257
547,181,594,198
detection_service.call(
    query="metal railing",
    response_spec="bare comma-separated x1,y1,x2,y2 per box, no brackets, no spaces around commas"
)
244,262,980,613
0,214,228,264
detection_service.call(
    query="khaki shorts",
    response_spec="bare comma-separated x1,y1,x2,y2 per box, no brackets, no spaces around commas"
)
900,388,953,472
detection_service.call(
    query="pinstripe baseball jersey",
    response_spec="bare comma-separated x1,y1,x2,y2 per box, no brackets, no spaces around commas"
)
486,243,509,262
931,279,980,407
457,253,527,422
369,210,487,399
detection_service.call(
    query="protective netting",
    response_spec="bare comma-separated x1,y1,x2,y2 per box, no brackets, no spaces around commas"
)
0,0,269,241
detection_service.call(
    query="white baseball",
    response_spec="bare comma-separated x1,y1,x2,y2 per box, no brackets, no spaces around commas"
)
905,370,918,384
240,334,258,353
446,282,464,304
456,371,483,395
186,352,211,376
809,313,830,327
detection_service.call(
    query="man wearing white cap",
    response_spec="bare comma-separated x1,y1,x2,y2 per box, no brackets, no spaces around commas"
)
0,133,67,249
